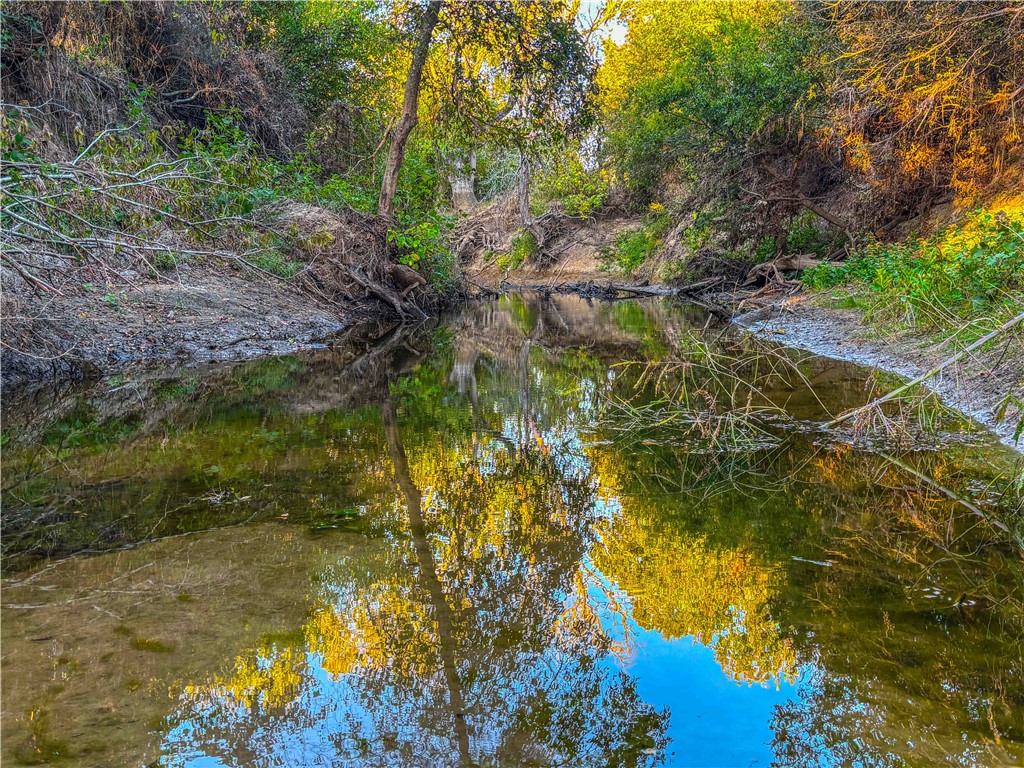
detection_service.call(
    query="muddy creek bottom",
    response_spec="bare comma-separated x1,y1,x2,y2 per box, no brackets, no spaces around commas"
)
2,296,1022,768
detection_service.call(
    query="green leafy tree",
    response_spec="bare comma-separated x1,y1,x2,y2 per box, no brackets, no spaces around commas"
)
387,1,597,216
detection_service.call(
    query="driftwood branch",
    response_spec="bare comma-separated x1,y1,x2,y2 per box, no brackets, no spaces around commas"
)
496,277,725,306
346,266,428,321
826,310,1024,428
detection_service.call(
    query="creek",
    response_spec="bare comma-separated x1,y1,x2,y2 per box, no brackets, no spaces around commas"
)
2,295,1022,767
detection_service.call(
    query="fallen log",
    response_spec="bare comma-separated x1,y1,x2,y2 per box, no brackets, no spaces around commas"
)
597,282,680,296
496,277,725,301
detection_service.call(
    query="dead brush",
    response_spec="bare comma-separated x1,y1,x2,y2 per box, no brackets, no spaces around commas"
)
0,113,292,294
603,329,809,454
1,1,306,153
1,97,429,368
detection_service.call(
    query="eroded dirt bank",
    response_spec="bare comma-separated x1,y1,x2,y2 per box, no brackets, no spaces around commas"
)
0,202,442,387
736,297,1024,452
1,268,347,385
462,211,637,287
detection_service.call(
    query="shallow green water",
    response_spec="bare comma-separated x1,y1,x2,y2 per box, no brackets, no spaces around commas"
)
2,295,1022,767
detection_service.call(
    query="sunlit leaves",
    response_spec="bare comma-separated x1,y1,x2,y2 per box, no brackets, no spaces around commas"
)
825,1,1024,205
599,0,820,195
422,0,597,152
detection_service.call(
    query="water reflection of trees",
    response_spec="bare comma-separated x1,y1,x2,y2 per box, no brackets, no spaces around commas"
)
163,372,669,766
578,346,1024,767
766,447,1024,767
8,293,1023,765
162,296,1023,766
593,516,799,687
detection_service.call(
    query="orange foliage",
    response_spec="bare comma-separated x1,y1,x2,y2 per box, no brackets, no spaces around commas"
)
826,2,1024,206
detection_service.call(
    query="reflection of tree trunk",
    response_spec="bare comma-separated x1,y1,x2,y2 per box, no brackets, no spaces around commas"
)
378,0,443,220
450,343,479,404
380,396,474,767
517,339,532,447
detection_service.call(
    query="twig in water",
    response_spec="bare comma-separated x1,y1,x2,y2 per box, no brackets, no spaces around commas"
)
826,310,1024,429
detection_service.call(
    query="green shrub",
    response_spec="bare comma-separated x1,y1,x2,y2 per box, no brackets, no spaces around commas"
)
248,249,303,278
498,229,539,272
683,208,717,253
154,251,180,270
603,5,821,200
602,211,670,274
753,237,777,264
804,203,1024,333
784,210,834,257
388,214,457,290
535,154,610,217
609,229,656,273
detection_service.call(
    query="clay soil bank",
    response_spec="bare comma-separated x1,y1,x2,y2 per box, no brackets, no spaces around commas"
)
1,267,346,386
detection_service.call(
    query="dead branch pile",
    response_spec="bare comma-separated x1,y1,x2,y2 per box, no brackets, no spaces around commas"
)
455,195,520,262
1,135,242,295
1,1,305,157
455,192,606,268
0,126,430,375
0,152,427,313
273,202,430,320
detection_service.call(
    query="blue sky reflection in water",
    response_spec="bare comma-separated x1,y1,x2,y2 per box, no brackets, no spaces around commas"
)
2,295,1022,768
159,614,811,768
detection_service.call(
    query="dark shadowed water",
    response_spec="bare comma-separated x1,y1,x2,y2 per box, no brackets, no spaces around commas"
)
2,295,1022,768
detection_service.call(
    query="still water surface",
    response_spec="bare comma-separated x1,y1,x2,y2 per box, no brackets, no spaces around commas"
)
2,296,1022,767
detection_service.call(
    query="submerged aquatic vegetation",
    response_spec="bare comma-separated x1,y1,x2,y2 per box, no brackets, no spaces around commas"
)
128,637,175,654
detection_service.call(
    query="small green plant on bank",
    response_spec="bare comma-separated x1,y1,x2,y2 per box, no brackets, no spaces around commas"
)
535,154,610,217
601,207,671,275
785,209,835,257
498,229,539,272
247,248,303,278
388,215,456,290
752,237,777,264
744,211,838,266
607,229,657,273
804,201,1024,337
154,251,180,270
684,208,718,253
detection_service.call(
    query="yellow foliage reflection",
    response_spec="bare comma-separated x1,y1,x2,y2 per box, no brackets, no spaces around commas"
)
593,515,797,687
306,582,436,681
185,645,305,714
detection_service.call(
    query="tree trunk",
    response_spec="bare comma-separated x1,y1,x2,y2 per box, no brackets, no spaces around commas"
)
378,0,443,220
448,149,477,211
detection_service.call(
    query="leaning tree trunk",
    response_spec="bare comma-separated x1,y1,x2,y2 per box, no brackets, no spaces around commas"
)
378,0,443,220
